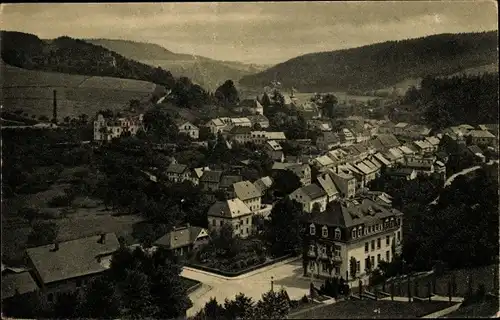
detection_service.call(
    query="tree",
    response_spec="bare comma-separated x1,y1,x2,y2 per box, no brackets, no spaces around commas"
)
77,276,121,318
224,293,254,320
27,221,59,246
264,198,305,256
320,94,338,118
121,269,158,317
215,80,240,107
349,257,358,280
251,289,290,319
203,297,225,320
261,92,272,109
272,170,301,197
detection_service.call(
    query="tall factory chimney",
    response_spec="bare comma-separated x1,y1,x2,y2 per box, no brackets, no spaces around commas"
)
52,89,58,124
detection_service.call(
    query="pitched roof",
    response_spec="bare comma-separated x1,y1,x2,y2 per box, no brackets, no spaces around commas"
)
254,176,273,195
403,161,433,170
308,198,401,228
266,140,282,151
315,155,334,167
399,145,416,155
200,170,223,183
286,164,310,178
209,118,224,127
373,152,391,166
376,134,401,149
320,132,341,145
264,132,287,140
220,175,243,189
240,99,263,110
468,145,484,155
233,180,261,200
300,183,327,200
413,140,432,150
272,162,295,170
354,161,376,175
425,136,441,146
395,122,409,128
246,114,269,124
230,126,252,134
154,226,207,250
386,167,416,176
468,130,495,138
26,233,120,285
166,163,188,174
2,271,38,299
194,167,210,179
207,198,252,218
317,173,339,198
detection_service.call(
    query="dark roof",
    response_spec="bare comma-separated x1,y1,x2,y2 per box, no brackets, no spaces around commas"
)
307,198,400,229
386,167,415,176
2,271,38,299
220,175,243,189
301,184,327,199
468,145,484,155
166,163,188,174
26,233,120,285
376,134,400,149
230,126,252,134
286,163,309,178
200,170,223,183
247,114,269,123
154,226,207,250
369,138,386,151
403,162,433,170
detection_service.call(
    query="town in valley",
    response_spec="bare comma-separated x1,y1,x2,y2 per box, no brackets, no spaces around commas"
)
1,2,499,319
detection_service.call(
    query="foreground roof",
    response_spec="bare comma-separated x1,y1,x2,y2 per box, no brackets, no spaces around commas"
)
26,233,120,285
154,226,208,250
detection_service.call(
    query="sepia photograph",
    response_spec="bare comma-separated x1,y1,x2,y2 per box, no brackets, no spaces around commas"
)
1,2,499,319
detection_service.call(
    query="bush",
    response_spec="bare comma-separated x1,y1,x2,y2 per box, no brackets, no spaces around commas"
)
247,257,256,266
300,294,309,304
259,255,267,264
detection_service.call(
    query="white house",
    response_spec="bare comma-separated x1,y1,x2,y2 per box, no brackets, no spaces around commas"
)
176,120,199,140
207,198,253,238
93,113,144,141
289,184,328,213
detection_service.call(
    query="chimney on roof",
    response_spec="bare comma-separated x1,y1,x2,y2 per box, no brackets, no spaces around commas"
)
51,242,59,252
98,233,106,244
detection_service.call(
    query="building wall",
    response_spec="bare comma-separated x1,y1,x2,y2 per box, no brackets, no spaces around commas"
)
243,196,262,212
208,214,253,238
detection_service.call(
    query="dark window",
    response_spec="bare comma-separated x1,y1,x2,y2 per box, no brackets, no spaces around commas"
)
377,238,381,249
365,242,369,253
76,279,82,287
371,240,375,250
386,251,390,261
386,235,390,246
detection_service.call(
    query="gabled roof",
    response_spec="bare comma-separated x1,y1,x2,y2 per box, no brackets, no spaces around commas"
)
266,140,282,151
425,136,441,146
193,167,210,179
395,122,409,128
386,167,416,176
320,132,341,145
376,134,401,149
314,155,334,167
234,180,261,200
317,173,339,198
26,233,120,285
413,140,433,150
200,170,223,183
354,161,376,175
254,176,273,195
468,130,495,138
207,198,252,218
166,163,188,174
399,145,416,155
240,99,264,110
294,184,327,200
272,162,295,170
386,147,404,159
220,175,243,189
2,271,38,299
246,114,269,124
175,119,198,129
154,226,208,250
468,145,484,155
373,152,391,166
209,118,225,127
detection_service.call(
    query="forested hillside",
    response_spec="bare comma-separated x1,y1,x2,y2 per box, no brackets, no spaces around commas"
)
404,73,499,129
1,31,176,88
239,31,498,92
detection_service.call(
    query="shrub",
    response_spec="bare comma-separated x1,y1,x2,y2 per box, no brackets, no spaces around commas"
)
300,294,309,304
259,255,267,264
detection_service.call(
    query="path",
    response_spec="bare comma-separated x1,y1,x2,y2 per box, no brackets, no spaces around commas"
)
430,160,498,205
182,258,323,317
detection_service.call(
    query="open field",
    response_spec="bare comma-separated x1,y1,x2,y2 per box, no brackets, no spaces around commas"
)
288,300,455,319
1,62,157,119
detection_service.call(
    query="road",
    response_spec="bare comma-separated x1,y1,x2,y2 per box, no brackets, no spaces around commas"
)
182,258,323,317
430,160,499,205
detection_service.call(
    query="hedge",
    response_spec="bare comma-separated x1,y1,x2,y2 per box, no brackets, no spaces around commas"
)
186,253,294,277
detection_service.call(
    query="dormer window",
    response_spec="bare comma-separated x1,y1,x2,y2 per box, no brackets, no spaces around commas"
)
358,226,363,237
390,217,394,227
334,228,341,240
351,228,357,239
322,226,328,238
310,224,316,235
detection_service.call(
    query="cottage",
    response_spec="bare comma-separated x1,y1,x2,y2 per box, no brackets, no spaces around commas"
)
220,175,244,198
467,130,496,147
176,119,199,140
229,126,253,144
265,140,284,162
207,199,253,238
467,145,486,163
206,118,226,135
25,233,120,303
289,184,328,213
286,163,312,186
412,140,433,154
200,170,223,192
327,168,356,198
312,155,335,171
393,122,409,135
339,128,356,146
316,132,341,151
385,167,417,180
233,180,262,212
164,163,191,183
317,173,339,203
93,113,144,141
154,225,209,256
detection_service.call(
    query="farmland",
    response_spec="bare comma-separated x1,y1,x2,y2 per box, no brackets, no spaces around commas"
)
1,61,158,119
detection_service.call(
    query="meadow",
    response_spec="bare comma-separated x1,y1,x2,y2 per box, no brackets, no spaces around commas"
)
1,62,157,119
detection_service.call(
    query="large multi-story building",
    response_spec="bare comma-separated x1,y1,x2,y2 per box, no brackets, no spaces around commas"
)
207,198,253,238
93,113,144,141
302,198,403,284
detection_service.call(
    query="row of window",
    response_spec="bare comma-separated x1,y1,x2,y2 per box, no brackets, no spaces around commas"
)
310,224,341,240
309,261,341,275
309,244,341,257
351,217,401,239
363,251,391,270
364,235,392,253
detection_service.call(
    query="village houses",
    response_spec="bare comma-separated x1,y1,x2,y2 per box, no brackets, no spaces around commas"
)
207,198,253,238
289,184,328,213
175,119,199,140
233,180,262,212
153,225,210,257
93,113,144,141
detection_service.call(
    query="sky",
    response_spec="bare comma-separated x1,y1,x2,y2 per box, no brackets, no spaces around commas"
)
1,2,498,65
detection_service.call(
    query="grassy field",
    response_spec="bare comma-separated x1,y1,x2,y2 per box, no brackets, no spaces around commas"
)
1,165,145,265
289,300,455,319
1,62,157,119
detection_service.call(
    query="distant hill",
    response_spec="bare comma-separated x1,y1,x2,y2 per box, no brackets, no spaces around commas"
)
1,31,176,89
239,31,498,92
0,59,159,119
86,39,269,91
